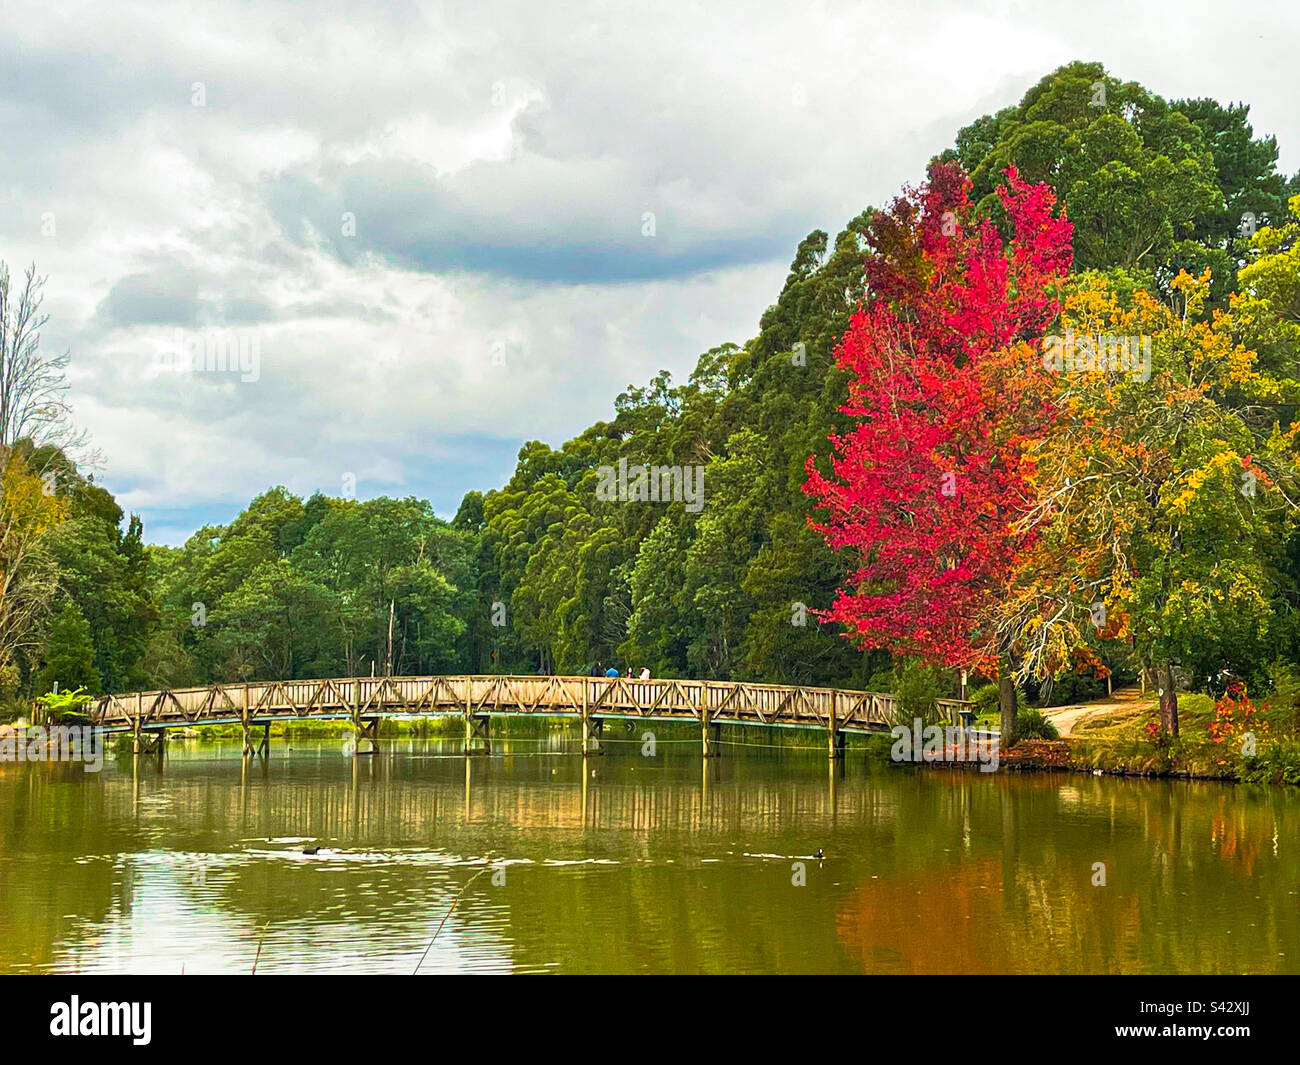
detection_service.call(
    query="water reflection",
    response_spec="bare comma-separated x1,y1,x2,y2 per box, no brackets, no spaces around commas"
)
0,733,1296,974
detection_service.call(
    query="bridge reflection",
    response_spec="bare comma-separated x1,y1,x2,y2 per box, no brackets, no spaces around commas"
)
106,741,901,836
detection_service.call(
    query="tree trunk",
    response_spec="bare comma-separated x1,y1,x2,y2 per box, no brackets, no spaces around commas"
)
999,666,1018,750
385,599,394,677
1159,663,1179,737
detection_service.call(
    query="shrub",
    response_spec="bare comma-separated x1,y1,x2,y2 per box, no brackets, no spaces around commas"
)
35,687,93,724
1208,683,1267,758
972,682,1026,717
1177,692,1215,716
1264,659,1300,736
1241,738,1300,787
1016,707,1059,741
893,659,950,725
1176,693,1216,732
972,684,998,715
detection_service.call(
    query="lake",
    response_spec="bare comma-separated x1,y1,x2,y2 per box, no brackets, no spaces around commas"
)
1,729,1296,974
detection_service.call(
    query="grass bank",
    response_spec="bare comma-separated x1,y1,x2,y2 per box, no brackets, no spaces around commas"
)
999,692,1300,787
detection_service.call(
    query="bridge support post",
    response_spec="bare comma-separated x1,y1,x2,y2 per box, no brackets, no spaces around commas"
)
580,682,603,756
829,729,846,760
243,717,270,759
464,713,490,755
345,681,378,755
134,729,163,758
829,705,844,760
242,722,269,757
701,706,719,758
351,714,380,756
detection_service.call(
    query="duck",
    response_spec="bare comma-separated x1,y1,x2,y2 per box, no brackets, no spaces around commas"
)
302,846,320,855
814,849,824,859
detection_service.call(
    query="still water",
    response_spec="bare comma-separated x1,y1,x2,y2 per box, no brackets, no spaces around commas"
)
1,730,1297,974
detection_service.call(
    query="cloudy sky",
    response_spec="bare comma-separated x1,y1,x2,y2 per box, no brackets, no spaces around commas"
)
3,0,1296,545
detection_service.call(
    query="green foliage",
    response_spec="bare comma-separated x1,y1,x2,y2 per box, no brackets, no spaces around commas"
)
1016,707,1060,741
1039,669,1110,707
145,491,478,683
950,61,1297,303
1176,99,1296,246
1235,194,1300,377
1177,692,1217,730
1263,659,1300,736
890,659,952,725
36,602,99,695
36,685,93,723
1240,738,1300,787
972,683,1026,716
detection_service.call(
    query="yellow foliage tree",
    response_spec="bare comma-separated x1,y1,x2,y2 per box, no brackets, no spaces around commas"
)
1001,269,1300,735
0,446,67,692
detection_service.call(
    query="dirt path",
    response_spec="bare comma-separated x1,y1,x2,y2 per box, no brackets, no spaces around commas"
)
1044,686,1149,737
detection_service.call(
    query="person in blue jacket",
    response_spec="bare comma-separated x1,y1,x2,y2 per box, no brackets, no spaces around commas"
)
604,666,620,678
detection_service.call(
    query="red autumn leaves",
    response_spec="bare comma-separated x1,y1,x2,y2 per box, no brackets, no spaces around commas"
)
804,162,1073,668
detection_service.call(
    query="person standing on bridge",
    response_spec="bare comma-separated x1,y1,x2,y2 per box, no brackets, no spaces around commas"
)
639,666,651,681
605,666,620,678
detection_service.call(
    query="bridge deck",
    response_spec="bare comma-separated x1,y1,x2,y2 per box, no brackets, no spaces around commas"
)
92,675,917,734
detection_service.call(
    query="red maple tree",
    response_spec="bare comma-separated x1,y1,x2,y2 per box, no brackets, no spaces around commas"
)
804,161,1072,687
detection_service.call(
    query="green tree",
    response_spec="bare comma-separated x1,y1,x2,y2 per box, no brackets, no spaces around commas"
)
44,472,156,692
1236,194,1300,378
209,561,337,680
952,62,1230,282
37,601,98,695
1002,271,1299,734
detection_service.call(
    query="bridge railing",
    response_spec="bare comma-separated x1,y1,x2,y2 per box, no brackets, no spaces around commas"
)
92,674,906,733
935,698,978,726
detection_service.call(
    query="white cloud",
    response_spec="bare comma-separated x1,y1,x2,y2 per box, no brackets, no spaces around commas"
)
0,0,1294,543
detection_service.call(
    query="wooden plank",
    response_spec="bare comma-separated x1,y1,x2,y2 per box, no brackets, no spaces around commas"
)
94,674,933,740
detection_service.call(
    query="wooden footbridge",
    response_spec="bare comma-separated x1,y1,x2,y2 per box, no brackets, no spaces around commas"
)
91,675,974,759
